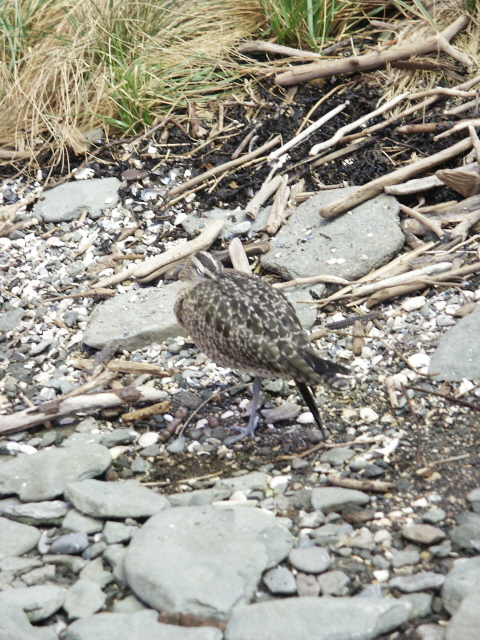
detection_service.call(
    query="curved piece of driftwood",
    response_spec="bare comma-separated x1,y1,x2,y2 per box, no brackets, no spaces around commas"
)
94,219,225,288
276,15,470,86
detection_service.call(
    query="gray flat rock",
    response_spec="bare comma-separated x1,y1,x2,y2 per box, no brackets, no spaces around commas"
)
0,601,55,640
263,566,297,595
66,610,222,640
0,516,42,558
401,523,446,545
0,584,66,622
429,302,480,380
260,189,404,281
64,579,106,620
33,177,121,222
389,571,445,592
288,546,331,574
62,508,104,534
441,556,480,614
2,500,70,525
0,308,26,333
83,282,186,350
311,487,370,513
466,487,480,513
445,591,480,640
449,521,480,551
64,479,171,518
0,445,111,501
224,596,411,640
400,593,432,620
124,505,293,620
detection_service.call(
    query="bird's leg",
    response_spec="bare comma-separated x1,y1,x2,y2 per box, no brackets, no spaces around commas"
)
224,376,262,445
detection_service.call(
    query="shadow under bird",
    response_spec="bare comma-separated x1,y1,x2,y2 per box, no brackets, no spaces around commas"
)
175,251,349,444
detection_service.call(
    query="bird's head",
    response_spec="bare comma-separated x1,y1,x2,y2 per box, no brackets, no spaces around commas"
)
178,251,224,283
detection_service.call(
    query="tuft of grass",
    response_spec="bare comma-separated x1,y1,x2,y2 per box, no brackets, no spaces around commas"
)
0,0,262,165
256,0,438,50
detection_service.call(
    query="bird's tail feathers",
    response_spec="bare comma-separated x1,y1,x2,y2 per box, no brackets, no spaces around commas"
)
297,347,349,377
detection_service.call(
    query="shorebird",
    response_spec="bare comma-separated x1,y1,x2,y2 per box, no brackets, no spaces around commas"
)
175,251,348,444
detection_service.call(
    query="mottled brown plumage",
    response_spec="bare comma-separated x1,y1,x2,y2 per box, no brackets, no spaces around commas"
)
175,251,348,442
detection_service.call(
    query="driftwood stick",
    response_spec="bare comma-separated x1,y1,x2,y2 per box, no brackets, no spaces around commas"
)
385,175,444,195
245,175,283,219
273,274,350,290
310,93,408,155
469,125,480,168
72,358,170,377
434,119,480,140
312,242,436,307
366,261,480,307
228,238,251,273
275,15,470,86
385,163,480,196
237,41,322,59
328,475,393,492
167,136,281,198
399,203,444,239
269,102,348,162
0,386,169,436
450,209,480,240
265,175,291,235
94,219,225,288
319,137,473,218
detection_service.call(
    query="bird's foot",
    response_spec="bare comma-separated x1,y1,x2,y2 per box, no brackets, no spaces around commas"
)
224,415,259,445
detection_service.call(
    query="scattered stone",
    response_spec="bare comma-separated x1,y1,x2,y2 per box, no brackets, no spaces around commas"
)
166,436,186,454
64,579,106,620
112,594,147,614
389,572,445,593
295,572,320,597
62,509,104,534
415,623,445,640
317,570,350,595
83,283,186,350
422,507,446,524
466,487,480,513
263,403,301,424
43,555,86,574
263,566,297,595
0,308,26,333
64,479,171,518
124,505,292,621
0,601,53,640
0,516,42,558
33,177,121,223
449,519,480,551
445,591,480,640
130,458,151,474
400,593,432,620
21,565,56,586
79,557,114,589
103,521,136,544
49,532,89,555
0,445,112,501
288,547,331,574
0,584,67,621
2,500,70,526
224,595,411,640
429,302,480,381
401,524,446,545
103,544,127,586
319,448,355,466
311,487,370,514
441,556,480,614
102,428,138,448
390,547,421,568
66,609,223,640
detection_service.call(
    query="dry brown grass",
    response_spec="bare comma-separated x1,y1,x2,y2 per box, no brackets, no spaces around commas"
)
0,0,264,167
